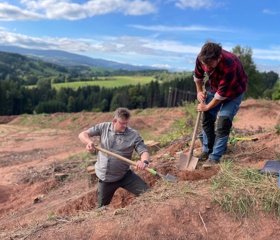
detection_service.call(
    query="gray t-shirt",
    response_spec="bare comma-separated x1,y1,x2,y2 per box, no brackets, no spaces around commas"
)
88,122,148,182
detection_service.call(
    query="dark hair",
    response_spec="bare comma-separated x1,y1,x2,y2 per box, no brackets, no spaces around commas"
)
113,107,131,120
199,41,222,64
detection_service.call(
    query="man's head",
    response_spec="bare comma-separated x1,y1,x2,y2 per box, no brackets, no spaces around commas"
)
199,41,222,72
113,107,131,132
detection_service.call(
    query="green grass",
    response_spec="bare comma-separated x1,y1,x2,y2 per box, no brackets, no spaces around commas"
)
51,76,155,90
211,160,280,220
156,102,198,147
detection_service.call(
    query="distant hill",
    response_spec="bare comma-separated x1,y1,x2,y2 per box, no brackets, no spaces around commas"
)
0,45,161,71
0,51,67,78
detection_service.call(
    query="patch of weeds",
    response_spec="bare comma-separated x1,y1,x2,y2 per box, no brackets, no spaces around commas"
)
156,103,197,147
46,211,56,221
275,125,280,134
228,129,238,146
68,125,78,130
181,185,197,195
68,152,97,171
18,167,53,184
83,116,90,121
161,152,176,162
68,152,92,161
211,160,280,220
133,109,144,115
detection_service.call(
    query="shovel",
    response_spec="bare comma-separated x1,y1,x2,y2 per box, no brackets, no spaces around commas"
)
179,111,202,171
94,146,178,182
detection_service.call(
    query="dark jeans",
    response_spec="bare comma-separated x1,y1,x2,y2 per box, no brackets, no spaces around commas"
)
97,170,149,208
202,91,244,160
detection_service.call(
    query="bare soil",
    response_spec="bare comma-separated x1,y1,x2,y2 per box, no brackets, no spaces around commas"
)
0,99,280,240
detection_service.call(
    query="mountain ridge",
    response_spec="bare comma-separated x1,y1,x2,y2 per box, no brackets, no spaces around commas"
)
0,45,162,71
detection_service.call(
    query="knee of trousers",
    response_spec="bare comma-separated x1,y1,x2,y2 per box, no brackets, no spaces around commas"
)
216,116,232,138
202,111,215,130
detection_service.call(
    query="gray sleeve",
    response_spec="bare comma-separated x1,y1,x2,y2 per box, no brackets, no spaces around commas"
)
134,133,148,155
88,122,108,137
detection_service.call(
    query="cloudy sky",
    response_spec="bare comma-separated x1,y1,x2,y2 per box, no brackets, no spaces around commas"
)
0,0,279,73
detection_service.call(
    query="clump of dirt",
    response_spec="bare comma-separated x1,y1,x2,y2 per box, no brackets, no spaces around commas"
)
0,99,280,240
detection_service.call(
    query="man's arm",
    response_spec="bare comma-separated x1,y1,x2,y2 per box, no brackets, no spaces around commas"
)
194,81,207,103
140,151,150,163
197,97,222,112
135,151,150,170
78,130,95,152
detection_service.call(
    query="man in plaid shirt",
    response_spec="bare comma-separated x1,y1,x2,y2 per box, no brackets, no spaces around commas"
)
193,41,248,167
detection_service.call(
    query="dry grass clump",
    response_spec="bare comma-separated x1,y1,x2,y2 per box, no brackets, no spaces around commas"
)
211,160,280,220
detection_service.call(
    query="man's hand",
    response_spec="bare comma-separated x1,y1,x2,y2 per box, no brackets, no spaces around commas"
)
197,103,209,112
197,91,206,103
135,160,148,170
86,141,95,153
198,97,222,112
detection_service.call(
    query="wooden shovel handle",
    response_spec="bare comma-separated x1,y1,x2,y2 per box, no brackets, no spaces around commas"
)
94,146,157,175
187,111,202,163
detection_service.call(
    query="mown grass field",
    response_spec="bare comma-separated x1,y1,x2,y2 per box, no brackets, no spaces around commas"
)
52,76,155,90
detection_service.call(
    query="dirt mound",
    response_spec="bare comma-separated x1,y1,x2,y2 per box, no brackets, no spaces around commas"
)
0,99,280,240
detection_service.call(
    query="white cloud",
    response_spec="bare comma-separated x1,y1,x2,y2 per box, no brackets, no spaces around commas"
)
152,63,172,69
253,48,280,61
0,0,157,21
263,9,278,15
130,24,234,32
175,0,214,9
0,2,43,20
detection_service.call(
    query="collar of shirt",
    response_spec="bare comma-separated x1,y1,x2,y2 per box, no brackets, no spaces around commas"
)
109,122,126,135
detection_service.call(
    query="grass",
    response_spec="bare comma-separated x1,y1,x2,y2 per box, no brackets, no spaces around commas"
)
52,76,155,90
211,160,280,220
156,102,198,147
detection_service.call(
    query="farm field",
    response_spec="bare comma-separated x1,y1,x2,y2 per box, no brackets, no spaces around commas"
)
52,76,155,90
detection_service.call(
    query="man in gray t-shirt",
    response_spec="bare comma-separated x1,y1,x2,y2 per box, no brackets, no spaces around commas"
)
79,107,150,208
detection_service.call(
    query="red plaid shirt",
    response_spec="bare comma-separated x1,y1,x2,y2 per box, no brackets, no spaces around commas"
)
194,49,248,100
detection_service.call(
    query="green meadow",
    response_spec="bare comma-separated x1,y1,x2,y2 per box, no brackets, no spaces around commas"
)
52,76,154,90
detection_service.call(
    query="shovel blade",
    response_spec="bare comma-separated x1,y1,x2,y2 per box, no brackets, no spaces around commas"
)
179,153,199,171
159,174,178,182
156,172,178,181
162,173,178,182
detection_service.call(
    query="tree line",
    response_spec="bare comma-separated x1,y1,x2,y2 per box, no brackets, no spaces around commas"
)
0,75,197,115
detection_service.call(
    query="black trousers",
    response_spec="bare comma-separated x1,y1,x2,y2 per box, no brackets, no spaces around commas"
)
97,170,149,208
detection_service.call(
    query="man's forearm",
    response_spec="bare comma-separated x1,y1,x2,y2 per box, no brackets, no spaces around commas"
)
140,152,150,162
207,98,222,110
195,82,203,93
79,131,92,144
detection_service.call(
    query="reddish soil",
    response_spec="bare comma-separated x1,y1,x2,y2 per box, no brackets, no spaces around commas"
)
0,99,280,240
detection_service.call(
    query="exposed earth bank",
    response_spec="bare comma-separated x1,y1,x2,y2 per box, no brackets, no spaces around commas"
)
0,99,280,240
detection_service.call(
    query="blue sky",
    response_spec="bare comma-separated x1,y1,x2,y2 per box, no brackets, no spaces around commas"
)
0,0,280,74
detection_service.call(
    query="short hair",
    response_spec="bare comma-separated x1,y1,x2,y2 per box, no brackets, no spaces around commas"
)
199,41,222,64
113,107,131,120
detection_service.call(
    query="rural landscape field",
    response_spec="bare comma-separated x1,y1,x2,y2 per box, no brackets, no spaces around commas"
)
0,99,280,240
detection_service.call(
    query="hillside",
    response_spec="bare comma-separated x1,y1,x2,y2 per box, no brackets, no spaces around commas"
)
0,99,280,240
0,45,161,71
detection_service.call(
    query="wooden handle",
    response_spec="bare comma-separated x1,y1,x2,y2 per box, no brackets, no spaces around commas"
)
187,111,202,162
94,146,157,175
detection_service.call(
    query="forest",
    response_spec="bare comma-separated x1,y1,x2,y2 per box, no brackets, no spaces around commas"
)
0,46,279,115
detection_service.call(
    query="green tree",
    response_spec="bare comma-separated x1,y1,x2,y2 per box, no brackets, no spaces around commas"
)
67,96,76,112
272,82,280,100
262,71,279,89
232,46,265,99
